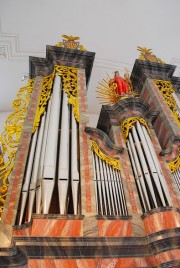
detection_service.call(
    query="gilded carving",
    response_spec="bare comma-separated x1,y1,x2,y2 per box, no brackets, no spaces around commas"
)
167,149,180,173
137,46,165,63
120,116,150,141
55,65,79,121
0,65,79,217
55,34,87,51
0,79,34,218
154,79,180,128
33,65,79,132
32,71,55,133
90,140,120,170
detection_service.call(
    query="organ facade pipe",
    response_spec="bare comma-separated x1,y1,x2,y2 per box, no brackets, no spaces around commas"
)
136,121,166,206
36,97,52,214
18,130,38,225
42,74,62,214
71,108,80,215
128,132,151,211
127,140,146,211
141,125,172,205
126,120,173,212
27,113,46,221
58,90,70,214
91,147,127,216
131,126,158,208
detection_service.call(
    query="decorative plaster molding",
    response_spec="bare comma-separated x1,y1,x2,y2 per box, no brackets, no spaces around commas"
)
0,32,133,74
0,33,45,61
94,57,133,74
0,46,6,59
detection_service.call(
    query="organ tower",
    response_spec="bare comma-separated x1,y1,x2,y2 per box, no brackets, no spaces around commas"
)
0,37,179,267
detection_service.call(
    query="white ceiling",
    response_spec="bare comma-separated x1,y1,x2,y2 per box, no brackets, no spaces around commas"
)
0,0,180,118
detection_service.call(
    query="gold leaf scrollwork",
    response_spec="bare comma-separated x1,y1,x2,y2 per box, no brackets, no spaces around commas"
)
120,116,150,141
68,95,79,122
32,71,55,133
167,149,180,173
154,80,180,128
55,65,79,121
0,79,34,218
90,140,120,170
33,66,79,132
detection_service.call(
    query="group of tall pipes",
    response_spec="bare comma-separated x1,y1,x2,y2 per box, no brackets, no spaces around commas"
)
92,151,128,216
127,121,172,212
17,73,178,223
18,74,80,225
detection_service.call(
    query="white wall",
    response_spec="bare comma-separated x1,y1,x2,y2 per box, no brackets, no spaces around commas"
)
88,113,99,128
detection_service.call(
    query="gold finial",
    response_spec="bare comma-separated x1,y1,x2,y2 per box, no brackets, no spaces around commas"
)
137,46,165,64
56,34,87,51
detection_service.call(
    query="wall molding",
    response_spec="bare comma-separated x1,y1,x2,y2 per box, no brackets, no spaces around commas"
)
0,32,45,61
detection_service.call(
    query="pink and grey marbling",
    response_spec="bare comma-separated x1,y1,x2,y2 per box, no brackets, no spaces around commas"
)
13,219,82,237
143,210,180,235
98,220,133,237
27,248,180,267
78,70,97,216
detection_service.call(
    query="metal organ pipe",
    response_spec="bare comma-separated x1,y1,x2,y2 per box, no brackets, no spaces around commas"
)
91,148,127,216
111,168,121,214
92,151,99,213
131,126,158,208
94,153,103,214
106,164,116,215
136,121,166,206
36,97,52,214
141,125,172,205
116,170,128,215
71,109,79,215
127,140,146,211
99,157,108,215
128,132,151,211
174,169,180,191
42,74,62,214
58,90,70,214
19,130,38,225
28,113,46,221
102,160,112,215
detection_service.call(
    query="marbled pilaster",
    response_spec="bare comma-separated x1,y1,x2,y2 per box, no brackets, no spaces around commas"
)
0,77,43,249
78,69,98,236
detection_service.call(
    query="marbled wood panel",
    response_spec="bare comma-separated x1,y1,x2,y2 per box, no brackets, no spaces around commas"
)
143,211,180,235
83,216,98,237
27,257,156,268
98,220,133,237
78,69,97,216
155,249,180,266
142,79,180,148
13,219,82,237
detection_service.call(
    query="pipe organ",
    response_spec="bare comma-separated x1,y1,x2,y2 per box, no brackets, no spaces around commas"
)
127,120,171,212
91,150,127,216
0,41,179,267
17,73,81,225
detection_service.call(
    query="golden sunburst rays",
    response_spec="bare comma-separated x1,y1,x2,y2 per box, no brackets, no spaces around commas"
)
96,74,120,105
96,71,138,105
